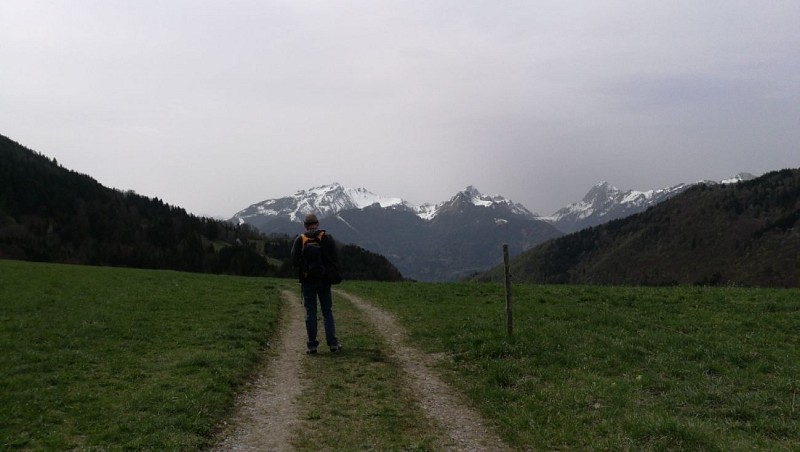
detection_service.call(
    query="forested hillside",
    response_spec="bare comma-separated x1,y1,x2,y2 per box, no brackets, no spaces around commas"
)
0,134,403,281
0,134,275,275
476,169,800,287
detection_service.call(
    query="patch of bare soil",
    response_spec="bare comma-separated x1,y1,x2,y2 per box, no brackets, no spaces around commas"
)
336,290,511,452
210,289,307,451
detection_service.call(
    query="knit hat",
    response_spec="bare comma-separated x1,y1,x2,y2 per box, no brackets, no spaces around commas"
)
303,213,319,225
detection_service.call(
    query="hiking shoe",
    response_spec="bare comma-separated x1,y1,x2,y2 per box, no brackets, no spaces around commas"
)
329,344,343,353
306,348,317,355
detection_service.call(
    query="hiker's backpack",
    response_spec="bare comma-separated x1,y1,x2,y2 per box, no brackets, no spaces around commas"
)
300,231,327,279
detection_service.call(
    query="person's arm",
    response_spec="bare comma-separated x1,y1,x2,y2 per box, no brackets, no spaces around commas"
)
324,233,339,266
290,235,303,267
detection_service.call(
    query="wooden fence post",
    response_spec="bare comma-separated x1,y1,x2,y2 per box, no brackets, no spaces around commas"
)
503,244,513,337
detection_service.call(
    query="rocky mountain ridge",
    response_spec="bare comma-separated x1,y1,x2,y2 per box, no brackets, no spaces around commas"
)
231,183,535,225
232,184,559,281
231,174,757,280
544,173,756,233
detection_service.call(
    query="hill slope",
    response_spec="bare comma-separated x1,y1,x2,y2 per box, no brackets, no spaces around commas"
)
0,134,403,281
0,134,276,275
476,169,800,287
544,174,755,234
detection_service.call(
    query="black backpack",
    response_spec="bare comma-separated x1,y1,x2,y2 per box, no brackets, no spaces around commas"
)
300,231,327,280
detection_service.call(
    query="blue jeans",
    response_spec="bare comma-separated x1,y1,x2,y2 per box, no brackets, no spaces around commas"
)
301,281,338,349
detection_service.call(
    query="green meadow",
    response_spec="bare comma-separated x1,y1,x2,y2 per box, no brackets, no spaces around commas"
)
345,281,800,450
2,259,799,450
0,260,282,450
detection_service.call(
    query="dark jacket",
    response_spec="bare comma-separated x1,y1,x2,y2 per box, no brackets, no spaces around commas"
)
290,228,339,283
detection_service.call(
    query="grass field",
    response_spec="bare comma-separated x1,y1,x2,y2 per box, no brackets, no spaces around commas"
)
345,281,800,450
3,259,799,450
0,260,282,450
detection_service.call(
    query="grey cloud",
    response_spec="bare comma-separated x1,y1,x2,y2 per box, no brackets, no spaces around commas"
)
0,1,798,218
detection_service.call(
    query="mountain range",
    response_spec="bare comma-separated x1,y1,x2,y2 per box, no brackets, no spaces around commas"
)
543,173,756,233
475,169,800,287
232,184,560,281
7,129,790,287
231,174,755,281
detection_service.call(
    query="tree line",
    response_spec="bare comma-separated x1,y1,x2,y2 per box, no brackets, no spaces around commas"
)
0,134,403,281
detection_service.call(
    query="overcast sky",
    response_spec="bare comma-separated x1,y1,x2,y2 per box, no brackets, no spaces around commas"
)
2,1,798,217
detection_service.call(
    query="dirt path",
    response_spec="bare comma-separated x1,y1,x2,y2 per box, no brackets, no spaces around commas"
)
336,290,510,452
212,288,509,451
210,289,307,451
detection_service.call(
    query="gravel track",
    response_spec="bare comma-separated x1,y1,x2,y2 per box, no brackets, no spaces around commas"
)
336,290,509,452
212,288,509,451
210,289,307,451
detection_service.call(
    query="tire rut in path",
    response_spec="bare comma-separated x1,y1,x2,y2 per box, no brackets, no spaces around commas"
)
210,289,307,451
336,290,510,452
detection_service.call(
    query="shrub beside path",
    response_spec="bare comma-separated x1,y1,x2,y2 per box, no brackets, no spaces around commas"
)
212,288,509,451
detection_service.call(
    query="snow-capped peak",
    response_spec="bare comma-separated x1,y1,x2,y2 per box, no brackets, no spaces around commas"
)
436,186,535,218
302,183,405,210
231,183,539,225
544,181,690,224
232,182,409,223
543,173,758,234
583,181,621,204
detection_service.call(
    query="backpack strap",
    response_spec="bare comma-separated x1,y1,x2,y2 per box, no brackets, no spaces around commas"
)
299,230,325,252
301,230,324,243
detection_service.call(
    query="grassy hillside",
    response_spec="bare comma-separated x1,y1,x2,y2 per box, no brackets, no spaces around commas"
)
346,281,800,450
477,168,800,287
0,260,282,450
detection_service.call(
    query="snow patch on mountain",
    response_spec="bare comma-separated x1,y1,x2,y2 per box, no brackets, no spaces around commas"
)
414,203,440,221
335,213,361,234
721,172,756,184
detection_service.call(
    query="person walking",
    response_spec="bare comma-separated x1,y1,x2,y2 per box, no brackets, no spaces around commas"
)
291,213,342,354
